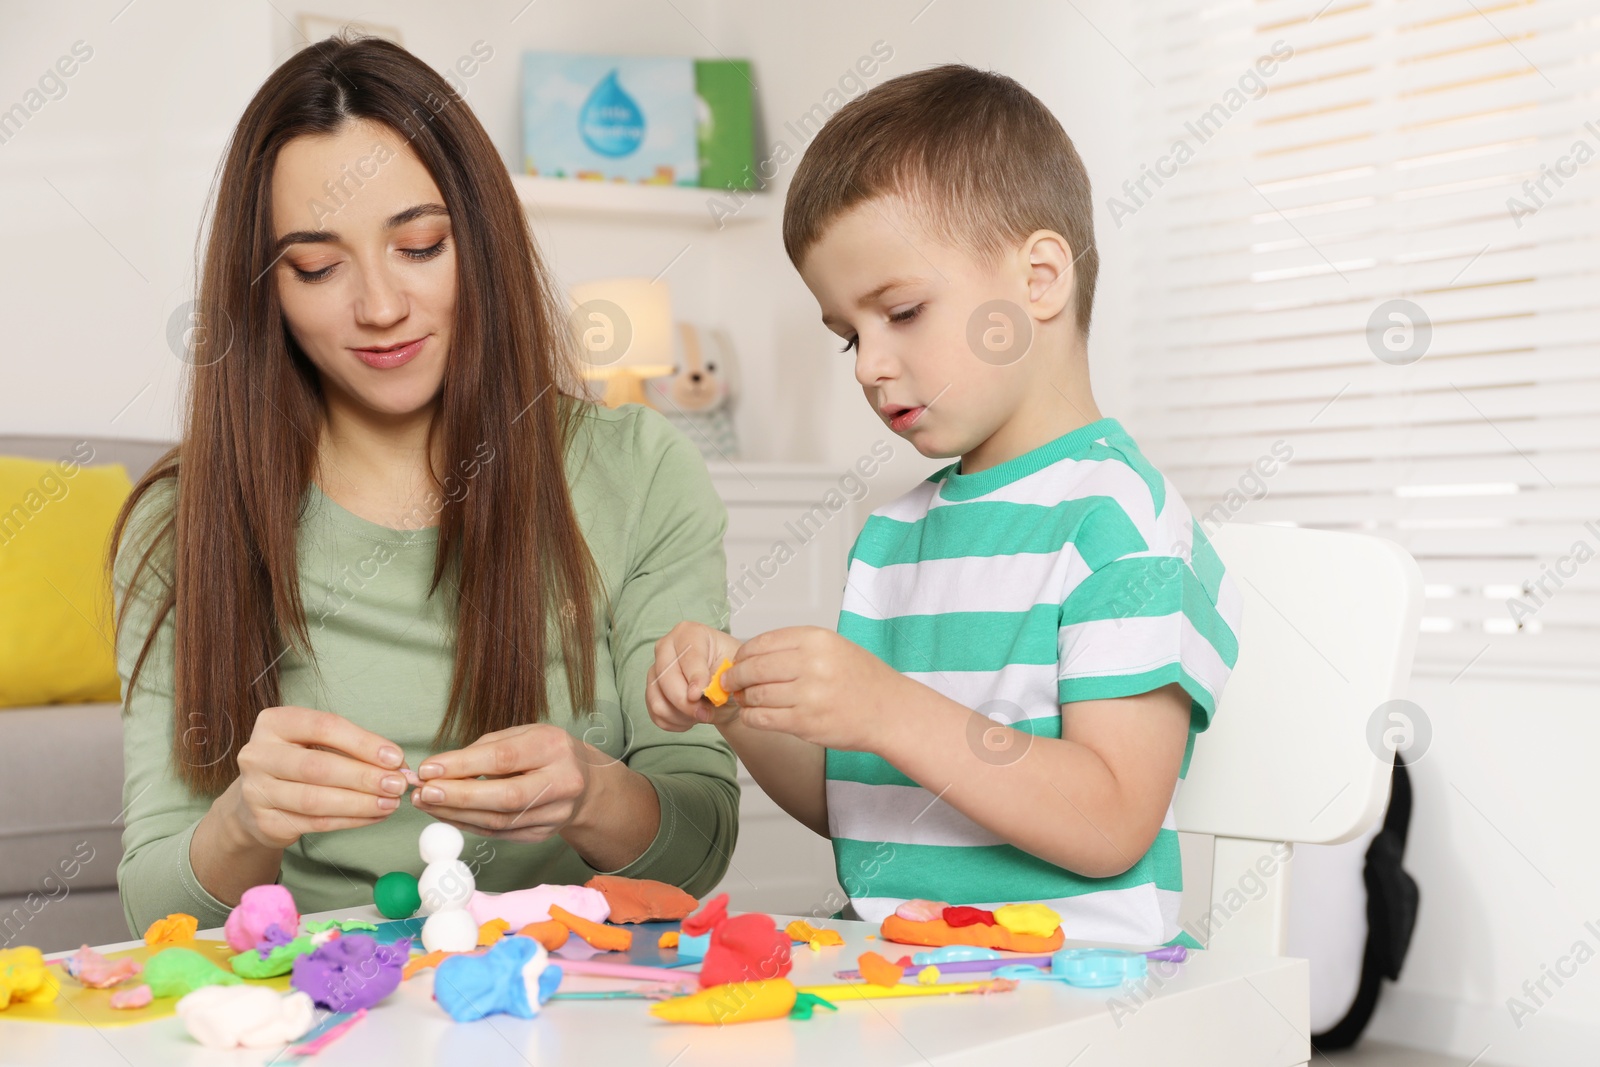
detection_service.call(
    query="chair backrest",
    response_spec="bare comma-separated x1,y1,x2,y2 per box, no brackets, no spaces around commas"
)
1176,522,1423,955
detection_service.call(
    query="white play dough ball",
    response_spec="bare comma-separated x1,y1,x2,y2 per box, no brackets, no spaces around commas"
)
418,859,475,915
422,908,480,954
419,822,465,865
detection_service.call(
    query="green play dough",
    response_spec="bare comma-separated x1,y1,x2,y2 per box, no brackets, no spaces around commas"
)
789,992,838,1020
229,934,317,979
305,918,377,934
145,947,242,997
374,871,421,919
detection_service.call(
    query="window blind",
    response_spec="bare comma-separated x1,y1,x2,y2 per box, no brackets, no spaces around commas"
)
1123,0,1600,677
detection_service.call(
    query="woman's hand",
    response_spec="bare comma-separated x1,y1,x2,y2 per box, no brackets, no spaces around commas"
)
722,626,909,752
411,724,600,844
646,621,743,731
230,705,413,850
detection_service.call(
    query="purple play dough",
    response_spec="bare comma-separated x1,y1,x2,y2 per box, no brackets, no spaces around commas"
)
290,934,411,1011
256,922,296,958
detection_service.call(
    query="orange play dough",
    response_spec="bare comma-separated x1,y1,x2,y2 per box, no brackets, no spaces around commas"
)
402,950,449,981
477,918,511,946
143,914,198,947
784,920,845,947
517,920,570,951
857,950,905,988
585,875,698,924
548,904,632,952
703,659,733,706
879,913,1065,953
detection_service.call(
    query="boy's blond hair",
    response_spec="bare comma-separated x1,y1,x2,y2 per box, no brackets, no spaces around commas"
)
782,63,1100,334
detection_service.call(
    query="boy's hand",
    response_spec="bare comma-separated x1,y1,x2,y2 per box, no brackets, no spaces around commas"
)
646,621,744,731
722,626,906,751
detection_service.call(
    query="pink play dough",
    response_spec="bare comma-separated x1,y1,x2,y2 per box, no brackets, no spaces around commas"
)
466,885,610,929
894,899,950,923
223,885,300,954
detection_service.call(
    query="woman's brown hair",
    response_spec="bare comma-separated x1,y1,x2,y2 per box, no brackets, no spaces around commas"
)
106,34,600,794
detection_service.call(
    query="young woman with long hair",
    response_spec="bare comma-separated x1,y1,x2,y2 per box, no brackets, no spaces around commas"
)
107,35,737,936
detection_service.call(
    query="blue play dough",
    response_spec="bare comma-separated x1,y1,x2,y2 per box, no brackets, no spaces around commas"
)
434,936,564,1022
675,932,711,962
911,946,1003,965
995,948,1148,988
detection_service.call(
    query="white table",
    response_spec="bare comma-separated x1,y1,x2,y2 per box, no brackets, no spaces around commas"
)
4,907,1310,1066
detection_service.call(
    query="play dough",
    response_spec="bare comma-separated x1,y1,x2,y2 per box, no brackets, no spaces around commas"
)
223,885,299,953
109,985,153,1010
516,920,570,951
418,823,476,915
60,945,142,989
649,978,797,1025
894,899,948,923
433,936,563,1022
467,884,610,929
585,874,698,923
143,913,198,946
0,947,60,1009
175,985,316,1049
857,950,904,988
703,659,734,706
696,910,792,988
290,934,409,1012
228,934,317,979
883,902,1068,953
421,908,479,954
144,947,242,998
784,920,844,947
374,871,422,919
548,904,632,952
993,903,1062,938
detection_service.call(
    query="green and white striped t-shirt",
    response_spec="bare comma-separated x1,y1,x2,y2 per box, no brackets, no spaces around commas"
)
826,417,1241,948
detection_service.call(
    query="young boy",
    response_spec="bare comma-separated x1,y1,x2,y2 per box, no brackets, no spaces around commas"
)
646,64,1241,948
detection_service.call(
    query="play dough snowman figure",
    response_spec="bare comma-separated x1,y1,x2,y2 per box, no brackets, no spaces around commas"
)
417,823,479,954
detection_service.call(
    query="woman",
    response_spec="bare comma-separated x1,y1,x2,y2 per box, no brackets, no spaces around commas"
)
107,36,737,938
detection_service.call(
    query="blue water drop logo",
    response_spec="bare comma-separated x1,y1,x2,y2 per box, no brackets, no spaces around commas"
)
579,70,645,158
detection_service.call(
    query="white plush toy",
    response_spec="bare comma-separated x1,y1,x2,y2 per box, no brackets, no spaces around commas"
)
645,322,740,460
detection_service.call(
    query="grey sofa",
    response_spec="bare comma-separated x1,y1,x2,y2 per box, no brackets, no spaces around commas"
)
0,435,175,953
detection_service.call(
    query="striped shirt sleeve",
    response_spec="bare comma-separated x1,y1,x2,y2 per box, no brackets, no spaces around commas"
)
1055,513,1240,732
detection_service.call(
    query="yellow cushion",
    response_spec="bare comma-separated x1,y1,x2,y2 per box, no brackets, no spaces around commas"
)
0,455,134,708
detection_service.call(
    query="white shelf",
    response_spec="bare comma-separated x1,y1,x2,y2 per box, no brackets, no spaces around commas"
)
510,173,772,228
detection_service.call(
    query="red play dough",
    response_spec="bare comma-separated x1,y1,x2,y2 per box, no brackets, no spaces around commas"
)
584,875,698,924
880,913,1065,953
942,906,996,928
681,892,729,937
696,913,794,988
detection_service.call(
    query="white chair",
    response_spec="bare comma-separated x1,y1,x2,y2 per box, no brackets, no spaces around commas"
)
1177,522,1424,963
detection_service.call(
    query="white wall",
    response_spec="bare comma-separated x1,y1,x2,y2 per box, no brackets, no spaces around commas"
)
1363,672,1600,1063
0,2,273,439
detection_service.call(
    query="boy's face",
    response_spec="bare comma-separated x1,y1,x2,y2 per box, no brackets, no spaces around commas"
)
798,195,1046,464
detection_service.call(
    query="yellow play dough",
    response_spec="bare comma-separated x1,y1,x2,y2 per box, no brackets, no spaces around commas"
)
992,903,1061,938
0,947,60,1009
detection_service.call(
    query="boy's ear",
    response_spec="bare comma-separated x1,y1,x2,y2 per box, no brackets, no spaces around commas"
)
1021,229,1075,324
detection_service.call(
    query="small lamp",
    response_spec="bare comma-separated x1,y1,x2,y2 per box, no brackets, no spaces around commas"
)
567,277,674,409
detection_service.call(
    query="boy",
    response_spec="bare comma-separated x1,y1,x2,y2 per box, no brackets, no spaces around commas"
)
646,65,1241,948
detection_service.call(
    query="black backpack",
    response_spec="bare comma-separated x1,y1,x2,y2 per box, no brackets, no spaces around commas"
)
1312,752,1420,1049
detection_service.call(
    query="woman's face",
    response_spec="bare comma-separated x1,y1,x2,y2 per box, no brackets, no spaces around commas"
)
270,118,455,421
